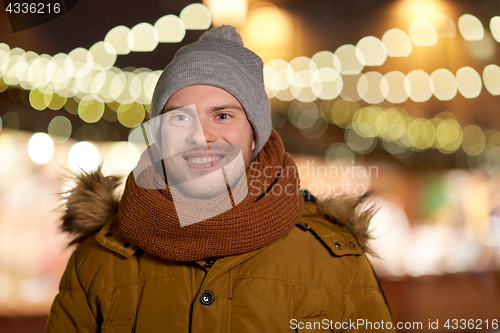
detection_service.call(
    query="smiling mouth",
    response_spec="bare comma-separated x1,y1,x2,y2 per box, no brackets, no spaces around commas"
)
183,155,223,164
181,153,226,169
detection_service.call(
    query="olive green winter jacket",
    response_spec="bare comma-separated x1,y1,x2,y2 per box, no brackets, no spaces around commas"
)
45,169,395,333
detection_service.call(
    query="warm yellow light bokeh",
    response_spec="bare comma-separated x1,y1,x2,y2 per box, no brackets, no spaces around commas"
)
203,0,247,27
240,2,293,62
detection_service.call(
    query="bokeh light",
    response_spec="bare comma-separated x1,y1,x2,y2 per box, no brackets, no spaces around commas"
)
404,0,438,20
345,123,377,153
335,45,364,75
78,95,105,123
203,0,248,27
357,71,385,104
431,12,456,38
155,15,186,43
68,141,101,171
382,29,413,57
435,118,463,153
430,68,457,101
456,66,482,99
67,47,92,78
379,108,408,142
127,73,142,102
27,133,54,164
48,116,72,144
352,106,381,138
109,70,126,101
382,139,409,156
356,36,387,66
483,64,500,95
288,58,319,102
264,59,293,96
117,102,146,128
409,19,438,46
315,67,342,100
462,125,485,156
89,41,117,70
458,14,484,41
325,142,356,164
143,71,161,103
106,141,142,175
381,71,408,104
240,2,293,61
0,43,10,76
299,116,328,140
179,3,212,30
329,99,359,128
129,23,159,52
289,56,317,73
288,101,319,129
311,51,342,73
104,26,133,55
404,69,433,102
407,118,435,149
490,16,500,43
29,86,53,110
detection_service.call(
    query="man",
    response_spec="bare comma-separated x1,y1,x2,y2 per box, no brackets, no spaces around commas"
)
45,25,395,332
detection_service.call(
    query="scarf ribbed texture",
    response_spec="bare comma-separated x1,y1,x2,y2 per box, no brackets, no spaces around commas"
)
118,129,304,262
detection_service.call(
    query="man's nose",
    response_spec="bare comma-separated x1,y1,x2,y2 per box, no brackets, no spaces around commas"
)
188,119,216,146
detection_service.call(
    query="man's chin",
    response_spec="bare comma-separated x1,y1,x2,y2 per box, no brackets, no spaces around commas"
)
173,182,228,199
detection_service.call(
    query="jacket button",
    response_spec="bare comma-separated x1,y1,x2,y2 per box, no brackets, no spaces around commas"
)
105,232,112,238
200,290,214,305
350,241,356,248
334,242,341,249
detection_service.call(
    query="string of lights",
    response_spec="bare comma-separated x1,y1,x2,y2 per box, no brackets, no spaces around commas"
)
1,5,500,172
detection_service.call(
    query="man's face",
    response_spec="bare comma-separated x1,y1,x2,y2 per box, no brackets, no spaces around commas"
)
159,84,255,198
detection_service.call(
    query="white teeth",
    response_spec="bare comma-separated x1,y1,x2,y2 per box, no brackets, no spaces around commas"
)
187,156,222,164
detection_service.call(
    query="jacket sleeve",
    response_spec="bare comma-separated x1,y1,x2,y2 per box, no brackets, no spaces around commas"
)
338,254,396,332
45,250,100,333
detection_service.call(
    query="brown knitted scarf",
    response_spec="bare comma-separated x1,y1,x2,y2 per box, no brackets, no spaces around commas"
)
118,129,304,262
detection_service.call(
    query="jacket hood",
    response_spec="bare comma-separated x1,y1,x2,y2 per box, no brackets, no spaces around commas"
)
60,167,379,255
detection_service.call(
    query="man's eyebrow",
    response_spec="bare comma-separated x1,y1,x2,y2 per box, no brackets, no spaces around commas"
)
163,105,187,113
211,104,244,112
162,104,244,113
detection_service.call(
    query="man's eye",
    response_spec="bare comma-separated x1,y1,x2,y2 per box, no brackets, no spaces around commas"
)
173,114,189,121
216,113,231,120
167,113,192,127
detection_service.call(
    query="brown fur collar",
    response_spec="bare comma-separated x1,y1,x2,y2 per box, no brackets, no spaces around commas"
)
316,191,378,256
61,166,121,246
60,167,378,255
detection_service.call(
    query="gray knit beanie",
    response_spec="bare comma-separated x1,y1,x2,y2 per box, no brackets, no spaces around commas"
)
150,25,271,159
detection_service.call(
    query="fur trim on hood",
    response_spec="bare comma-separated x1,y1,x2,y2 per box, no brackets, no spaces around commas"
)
60,166,121,246
59,167,379,255
316,191,379,256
